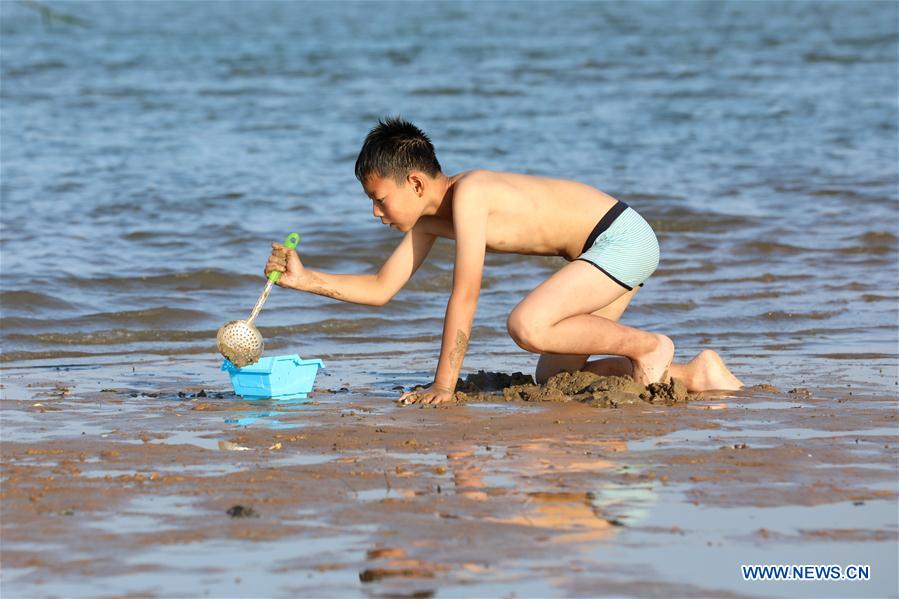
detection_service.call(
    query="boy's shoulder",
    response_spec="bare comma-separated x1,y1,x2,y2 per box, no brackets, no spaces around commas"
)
453,169,531,194
449,171,509,215
454,169,495,187
456,169,557,187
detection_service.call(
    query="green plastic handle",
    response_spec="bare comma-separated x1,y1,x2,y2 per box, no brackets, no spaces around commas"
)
269,232,301,283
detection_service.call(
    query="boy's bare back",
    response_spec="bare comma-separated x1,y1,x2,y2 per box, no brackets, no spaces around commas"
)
414,170,619,262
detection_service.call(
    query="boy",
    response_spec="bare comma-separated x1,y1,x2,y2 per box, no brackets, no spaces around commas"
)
265,118,743,405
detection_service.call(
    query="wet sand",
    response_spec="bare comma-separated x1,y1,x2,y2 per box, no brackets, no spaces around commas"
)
2,358,897,597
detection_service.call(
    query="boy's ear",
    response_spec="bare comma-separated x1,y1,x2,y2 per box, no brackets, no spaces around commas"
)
407,173,425,196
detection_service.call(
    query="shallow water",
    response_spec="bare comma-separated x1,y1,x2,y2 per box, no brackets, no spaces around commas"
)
1,0,897,394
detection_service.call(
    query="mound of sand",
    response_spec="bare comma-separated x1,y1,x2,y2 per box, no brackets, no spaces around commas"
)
450,370,692,407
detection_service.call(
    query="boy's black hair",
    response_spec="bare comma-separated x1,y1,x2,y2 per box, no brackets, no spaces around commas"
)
355,117,442,183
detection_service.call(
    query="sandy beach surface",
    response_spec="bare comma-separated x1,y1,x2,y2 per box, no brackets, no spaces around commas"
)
2,356,896,597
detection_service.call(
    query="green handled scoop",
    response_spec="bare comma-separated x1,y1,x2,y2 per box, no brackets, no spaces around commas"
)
216,233,300,367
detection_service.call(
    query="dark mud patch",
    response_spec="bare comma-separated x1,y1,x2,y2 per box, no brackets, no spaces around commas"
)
449,370,694,407
226,505,258,518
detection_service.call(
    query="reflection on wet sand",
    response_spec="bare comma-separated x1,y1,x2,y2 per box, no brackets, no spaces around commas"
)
505,491,617,544
449,439,645,542
360,543,449,583
355,437,658,587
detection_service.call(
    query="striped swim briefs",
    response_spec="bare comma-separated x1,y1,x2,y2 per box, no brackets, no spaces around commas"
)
576,201,660,290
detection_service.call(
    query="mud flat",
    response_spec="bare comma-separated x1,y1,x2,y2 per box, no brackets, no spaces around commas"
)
1,359,897,597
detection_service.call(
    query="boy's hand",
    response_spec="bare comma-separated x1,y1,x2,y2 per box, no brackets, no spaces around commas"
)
264,242,305,289
398,383,455,406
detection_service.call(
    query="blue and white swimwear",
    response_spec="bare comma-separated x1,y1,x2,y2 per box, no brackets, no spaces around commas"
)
576,201,660,290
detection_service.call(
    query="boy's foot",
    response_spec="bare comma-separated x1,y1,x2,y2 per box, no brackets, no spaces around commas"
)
688,349,744,391
632,333,675,386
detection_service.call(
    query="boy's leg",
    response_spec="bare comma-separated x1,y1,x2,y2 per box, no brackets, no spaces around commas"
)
576,282,741,390
508,261,673,385
535,287,638,383
532,278,742,390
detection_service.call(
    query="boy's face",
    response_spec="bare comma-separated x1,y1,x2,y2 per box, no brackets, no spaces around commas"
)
362,174,423,233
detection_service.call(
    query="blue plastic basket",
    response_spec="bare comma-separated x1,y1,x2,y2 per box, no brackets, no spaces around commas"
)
221,354,325,401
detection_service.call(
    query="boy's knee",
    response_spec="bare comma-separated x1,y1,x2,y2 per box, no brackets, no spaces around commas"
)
506,308,548,353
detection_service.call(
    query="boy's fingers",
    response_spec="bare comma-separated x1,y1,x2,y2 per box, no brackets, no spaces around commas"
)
265,259,286,271
270,244,290,257
425,392,451,405
398,391,421,405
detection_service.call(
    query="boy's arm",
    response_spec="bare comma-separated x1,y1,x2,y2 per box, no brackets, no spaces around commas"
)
270,225,436,306
430,183,487,393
